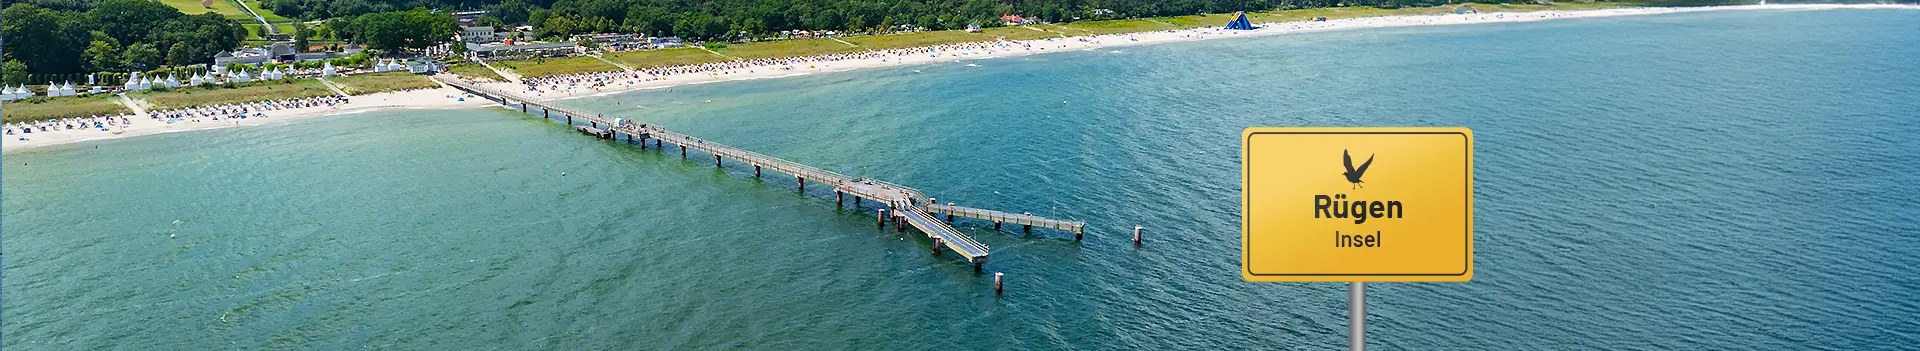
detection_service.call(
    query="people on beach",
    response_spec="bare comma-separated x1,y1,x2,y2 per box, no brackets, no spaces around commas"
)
145,96,348,124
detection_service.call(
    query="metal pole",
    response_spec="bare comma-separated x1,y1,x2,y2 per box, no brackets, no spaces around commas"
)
1349,282,1365,351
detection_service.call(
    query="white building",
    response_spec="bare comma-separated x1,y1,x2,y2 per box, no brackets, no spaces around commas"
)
460,26,499,43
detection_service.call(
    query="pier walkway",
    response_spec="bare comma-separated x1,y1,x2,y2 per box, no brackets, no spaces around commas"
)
437,76,1086,267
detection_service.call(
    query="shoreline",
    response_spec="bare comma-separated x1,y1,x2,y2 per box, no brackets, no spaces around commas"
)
6,4,1913,153
1,89,487,152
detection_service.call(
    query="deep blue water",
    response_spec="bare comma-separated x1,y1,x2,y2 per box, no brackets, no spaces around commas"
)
5,8,1919,349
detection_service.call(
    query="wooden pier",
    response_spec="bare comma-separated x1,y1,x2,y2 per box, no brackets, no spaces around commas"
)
438,76,1087,268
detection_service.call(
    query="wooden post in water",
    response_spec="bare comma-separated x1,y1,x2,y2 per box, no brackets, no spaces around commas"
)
994,221,1002,230
798,178,805,191
654,139,661,148
754,165,761,178
543,108,549,119
994,272,1004,295
946,214,954,223
878,209,888,228
680,145,686,158
1023,212,1033,232
566,115,571,124
930,237,941,255
836,192,844,207
714,155,721,167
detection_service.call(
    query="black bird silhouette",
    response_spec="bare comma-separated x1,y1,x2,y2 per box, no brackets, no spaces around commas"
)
1343,149,1374,189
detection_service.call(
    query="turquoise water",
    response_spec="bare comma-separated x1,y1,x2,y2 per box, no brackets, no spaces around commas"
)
6,8,1920,349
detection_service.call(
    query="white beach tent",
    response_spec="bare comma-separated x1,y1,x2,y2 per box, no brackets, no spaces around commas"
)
124,72,144,91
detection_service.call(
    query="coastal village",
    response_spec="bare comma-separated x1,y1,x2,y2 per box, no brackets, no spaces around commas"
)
1,1,1899,150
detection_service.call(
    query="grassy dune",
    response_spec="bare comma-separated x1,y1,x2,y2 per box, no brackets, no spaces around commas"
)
133,79,337,110
2,95,132,123
1061,19,1177,35
494,57,621,78
843,30,1002,50
983,26,1067,40
445,64,507,82
605,47,734,68
327,72,441,95
715,39,863,59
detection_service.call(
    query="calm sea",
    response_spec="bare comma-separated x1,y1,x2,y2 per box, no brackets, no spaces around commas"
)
5,8,1918,349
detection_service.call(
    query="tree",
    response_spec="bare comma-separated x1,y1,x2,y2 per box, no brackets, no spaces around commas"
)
166,43,192,66
357,9,454,51
2,60,26,85
2,4,89,74
623,6,673,37
84,39,123,72
88,0,183,45
123,42,162,70
489,0,533,25
293,21,311,52
152,13,246,66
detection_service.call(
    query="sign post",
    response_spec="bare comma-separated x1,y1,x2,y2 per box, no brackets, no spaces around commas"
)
1240,128,1475,350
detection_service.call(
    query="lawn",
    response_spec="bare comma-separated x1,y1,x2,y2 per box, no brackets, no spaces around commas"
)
2,95,132,124
242,23,297,40
1162,13,1241,28
843,30,1003,50
445,64,506,82
605,47,733,68
158,0,248,18
242,0,292,22
1034,23,1093,36
714,38,864,59
1060,19,1177,35
981,26,1064,40
133,79,337,110
493,56,620,78
326,72,441,95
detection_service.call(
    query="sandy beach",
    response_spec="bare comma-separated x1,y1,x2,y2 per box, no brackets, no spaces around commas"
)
7,4,1912,152
2,88,487,152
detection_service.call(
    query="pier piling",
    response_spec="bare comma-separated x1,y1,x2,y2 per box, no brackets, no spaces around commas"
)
878,209,888,227
755,166,761,178
715,155,722,167
994,272,1004,295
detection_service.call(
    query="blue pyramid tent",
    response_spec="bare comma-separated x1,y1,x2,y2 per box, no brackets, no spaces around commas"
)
1224,11,1255,30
